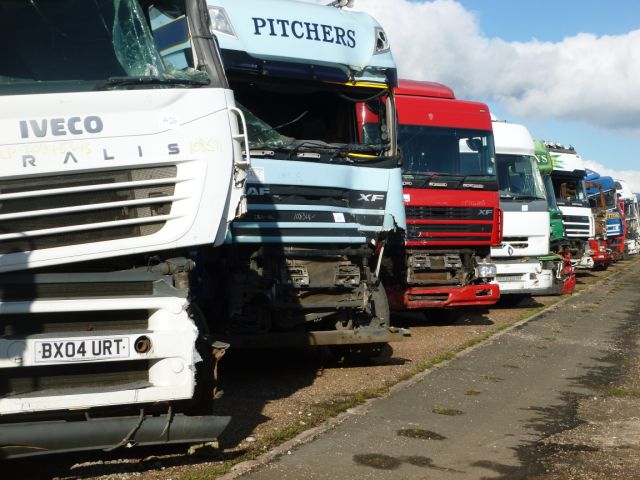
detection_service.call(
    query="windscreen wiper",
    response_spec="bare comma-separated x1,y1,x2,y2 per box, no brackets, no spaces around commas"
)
95,76,209,90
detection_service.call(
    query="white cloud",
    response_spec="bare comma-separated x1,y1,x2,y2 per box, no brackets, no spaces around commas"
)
584,160,640,193
331,0,640,134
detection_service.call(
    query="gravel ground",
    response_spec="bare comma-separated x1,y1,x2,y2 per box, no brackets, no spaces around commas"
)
530,265,640,480
14,260,632,480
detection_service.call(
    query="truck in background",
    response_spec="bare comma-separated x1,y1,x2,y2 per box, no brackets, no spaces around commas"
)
0,0,246,458
615,179,640,256
371,80,501,312
544,143,604,269
586,171,625,262
203,0,408,351
491,119,560,296
534,141,575,294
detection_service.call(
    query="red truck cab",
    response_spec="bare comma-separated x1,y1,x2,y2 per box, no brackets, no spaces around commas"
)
376,80,502,310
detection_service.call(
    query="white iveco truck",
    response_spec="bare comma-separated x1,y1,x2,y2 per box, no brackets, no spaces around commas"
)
491,119,558,295
0,0,246,458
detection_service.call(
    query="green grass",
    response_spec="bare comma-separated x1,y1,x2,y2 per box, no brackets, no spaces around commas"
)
432,407,465,416
465,389,481,396
594,385,640,398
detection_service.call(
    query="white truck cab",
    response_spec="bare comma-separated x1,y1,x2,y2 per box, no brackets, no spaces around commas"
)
0,0,244,458
491,119,555,295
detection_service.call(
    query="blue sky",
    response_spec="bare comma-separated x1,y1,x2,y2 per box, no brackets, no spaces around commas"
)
347,0,640,187
455,0,640,43
451,0,640,173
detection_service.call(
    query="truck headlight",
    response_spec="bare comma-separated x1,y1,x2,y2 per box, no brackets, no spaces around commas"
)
476,263,497,279
208,7,236,38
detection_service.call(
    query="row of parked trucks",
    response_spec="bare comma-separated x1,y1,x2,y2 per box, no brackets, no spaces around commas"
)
1,0,638,459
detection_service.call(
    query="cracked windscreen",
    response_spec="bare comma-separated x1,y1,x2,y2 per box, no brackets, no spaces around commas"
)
0,0,208,95
237,103,295,150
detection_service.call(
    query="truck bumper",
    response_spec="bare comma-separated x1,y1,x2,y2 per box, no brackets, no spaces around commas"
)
0,413,230,459
494,261,554,295
221,327,411,348
0,272,216,417
387,284,500,310
576,254,596,269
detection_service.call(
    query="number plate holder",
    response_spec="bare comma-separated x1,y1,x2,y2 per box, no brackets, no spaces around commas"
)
34,337,131,363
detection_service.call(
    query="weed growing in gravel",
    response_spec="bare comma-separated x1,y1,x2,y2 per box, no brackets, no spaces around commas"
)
432,407,464,416
594,385,640,397
465,389,481,396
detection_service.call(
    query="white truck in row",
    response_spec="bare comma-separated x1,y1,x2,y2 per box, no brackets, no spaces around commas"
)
490,119,558,296
0,0,247,457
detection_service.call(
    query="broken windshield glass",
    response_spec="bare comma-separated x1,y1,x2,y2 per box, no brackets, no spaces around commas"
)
0,0,207,94
237,103,295,150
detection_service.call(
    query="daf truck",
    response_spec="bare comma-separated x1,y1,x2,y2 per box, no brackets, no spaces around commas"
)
368,80,501,311
534,141,575,294
0,0,247,458
202,0,408,350
545,143,603,269
491,119,560,296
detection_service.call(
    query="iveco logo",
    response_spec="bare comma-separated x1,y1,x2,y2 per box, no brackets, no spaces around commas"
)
359,193,385,202
19,116,104,138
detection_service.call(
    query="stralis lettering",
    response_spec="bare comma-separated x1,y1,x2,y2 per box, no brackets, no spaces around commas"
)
19,116,104,139
20,143,180,169
252,17,356,48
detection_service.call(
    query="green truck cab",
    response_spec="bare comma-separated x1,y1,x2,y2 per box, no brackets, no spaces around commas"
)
534,140,575,294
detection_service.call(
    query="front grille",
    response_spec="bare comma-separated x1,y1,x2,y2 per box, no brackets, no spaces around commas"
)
1,310,148,336
563,215,590,223
3,361,150,397
407,223,493,241
501,237,529,249
1,309,151,398
406,206,494,220
0,166,177,253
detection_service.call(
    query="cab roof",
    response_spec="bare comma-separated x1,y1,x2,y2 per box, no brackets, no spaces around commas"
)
396,80,455,99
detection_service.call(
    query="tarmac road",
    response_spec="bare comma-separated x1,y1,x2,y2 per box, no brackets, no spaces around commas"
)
237,262,640,480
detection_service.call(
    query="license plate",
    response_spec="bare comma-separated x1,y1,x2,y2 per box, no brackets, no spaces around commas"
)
34,337,130,363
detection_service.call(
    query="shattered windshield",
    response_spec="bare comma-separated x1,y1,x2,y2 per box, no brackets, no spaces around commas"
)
0,0,208,95
238,103,295,150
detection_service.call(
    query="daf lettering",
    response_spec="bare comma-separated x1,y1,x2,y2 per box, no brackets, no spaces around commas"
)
19,116,104,139
247,186,271,196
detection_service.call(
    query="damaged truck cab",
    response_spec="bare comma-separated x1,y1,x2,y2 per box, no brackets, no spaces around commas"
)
545,143,601,269
0,0,245,458
534,141,575,294
491,119,560,296
376,81,501,311
203,0,408,349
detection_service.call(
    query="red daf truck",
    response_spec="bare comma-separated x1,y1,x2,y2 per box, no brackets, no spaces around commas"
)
364,80,502,311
